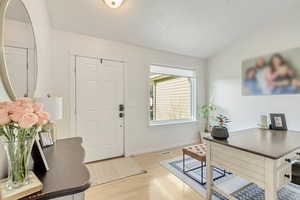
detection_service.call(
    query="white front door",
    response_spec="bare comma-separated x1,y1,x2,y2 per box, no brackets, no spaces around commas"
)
75,56,125,162
5,46,36,98
5,46,28,98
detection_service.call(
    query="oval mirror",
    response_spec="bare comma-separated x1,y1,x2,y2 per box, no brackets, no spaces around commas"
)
0,0,37,100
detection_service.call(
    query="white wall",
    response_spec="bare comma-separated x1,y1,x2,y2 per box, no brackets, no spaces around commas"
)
0,0,52,179
51,30,206,156
22,0,52,97
5,19,35,48
207,11,300,132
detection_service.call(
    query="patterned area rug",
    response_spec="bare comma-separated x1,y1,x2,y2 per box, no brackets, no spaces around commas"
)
160,156,300,200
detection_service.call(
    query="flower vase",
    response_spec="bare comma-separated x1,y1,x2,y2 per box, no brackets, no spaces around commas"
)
0,98,49,189
3,136,35,190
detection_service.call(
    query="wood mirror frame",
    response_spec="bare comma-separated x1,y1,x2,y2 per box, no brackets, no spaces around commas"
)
0,0,38,100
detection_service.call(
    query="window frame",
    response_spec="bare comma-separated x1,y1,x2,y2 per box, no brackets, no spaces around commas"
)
149,65,197,126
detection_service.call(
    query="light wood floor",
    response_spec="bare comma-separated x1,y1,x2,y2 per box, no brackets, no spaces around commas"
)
85,146,204,200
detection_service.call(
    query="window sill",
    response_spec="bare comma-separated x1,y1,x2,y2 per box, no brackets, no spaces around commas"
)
149,119,198,127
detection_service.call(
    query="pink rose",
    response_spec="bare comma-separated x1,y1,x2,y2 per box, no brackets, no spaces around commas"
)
36,112,49,125
14,106,24,113
19,113,39,128
16,98,32,105
0,101,10,107
0,102,8,112
38,119,45,125
10,104,33,115
9,112,24,122
0,108,10,125
7,102,19,113
32,103,43,112
36,112,49,119
21,104,34,113
38,118,47,125
14,101,22,106
36,112,49,120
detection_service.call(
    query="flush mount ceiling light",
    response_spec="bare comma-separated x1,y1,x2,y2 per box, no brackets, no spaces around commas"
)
103,0,125,8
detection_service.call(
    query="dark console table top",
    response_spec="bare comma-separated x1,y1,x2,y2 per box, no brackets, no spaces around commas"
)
23,137,90,200
204,128,300,159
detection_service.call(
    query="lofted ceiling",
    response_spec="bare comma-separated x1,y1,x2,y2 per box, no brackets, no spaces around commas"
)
46,0,300,58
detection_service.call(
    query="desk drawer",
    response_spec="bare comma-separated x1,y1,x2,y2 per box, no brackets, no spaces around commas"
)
277,149,300,168
277,164,292,189
210,143,265,188
211,143,265,167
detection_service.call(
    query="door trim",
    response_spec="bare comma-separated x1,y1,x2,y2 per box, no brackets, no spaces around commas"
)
70,54,127,158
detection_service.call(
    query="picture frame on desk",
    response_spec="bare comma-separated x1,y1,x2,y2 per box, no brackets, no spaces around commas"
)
31,138,50,172
270,113,287,130
39,131,54,148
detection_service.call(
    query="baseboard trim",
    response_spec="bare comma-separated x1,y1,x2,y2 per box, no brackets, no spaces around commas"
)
125,138,200,157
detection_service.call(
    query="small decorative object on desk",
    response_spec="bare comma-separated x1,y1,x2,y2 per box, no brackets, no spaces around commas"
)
270,113,287,130
211,114,231,140
31,138,50,172
0,98,49,190
258,115,268,129
39,131,54,147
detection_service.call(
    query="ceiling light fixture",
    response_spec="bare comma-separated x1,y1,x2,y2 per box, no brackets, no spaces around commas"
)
103,0,125,8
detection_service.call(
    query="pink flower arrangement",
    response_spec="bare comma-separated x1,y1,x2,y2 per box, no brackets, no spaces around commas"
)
0,98,49,142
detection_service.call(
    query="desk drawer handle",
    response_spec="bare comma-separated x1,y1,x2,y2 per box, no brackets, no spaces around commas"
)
284,174,291,179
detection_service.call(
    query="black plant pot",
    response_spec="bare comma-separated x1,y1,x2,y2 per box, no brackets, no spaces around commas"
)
211,126,229,140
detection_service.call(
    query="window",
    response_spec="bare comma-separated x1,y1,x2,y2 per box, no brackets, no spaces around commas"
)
149,65,196,125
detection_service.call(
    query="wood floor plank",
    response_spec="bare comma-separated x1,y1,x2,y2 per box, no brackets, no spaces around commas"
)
85,145,204,200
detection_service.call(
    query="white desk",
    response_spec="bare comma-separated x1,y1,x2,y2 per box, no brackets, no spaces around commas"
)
204,128,300,200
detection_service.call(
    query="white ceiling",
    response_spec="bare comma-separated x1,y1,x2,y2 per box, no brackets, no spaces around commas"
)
46,0,300,58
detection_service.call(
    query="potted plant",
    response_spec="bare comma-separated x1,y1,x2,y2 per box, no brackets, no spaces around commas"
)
211,114,231,140
199,104,216,132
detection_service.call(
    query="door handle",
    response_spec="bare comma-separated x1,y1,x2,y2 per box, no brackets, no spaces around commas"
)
119,104,124,112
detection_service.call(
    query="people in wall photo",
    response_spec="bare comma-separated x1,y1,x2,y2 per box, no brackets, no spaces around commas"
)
243,51,300,95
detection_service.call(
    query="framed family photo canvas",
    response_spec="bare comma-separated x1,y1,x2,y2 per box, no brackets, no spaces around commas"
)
242,47,300,96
